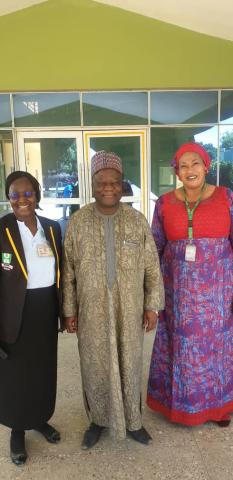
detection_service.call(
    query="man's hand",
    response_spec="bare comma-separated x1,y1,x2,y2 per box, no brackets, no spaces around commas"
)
64,316,78,333
143,310,158,332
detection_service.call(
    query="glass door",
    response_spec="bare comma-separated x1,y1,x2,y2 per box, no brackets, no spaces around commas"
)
0,131,14,218
17,129,149,224
83,129,148,217
17,131,84,229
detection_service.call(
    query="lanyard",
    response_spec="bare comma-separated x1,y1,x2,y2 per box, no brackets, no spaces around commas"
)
6,227,28,280
183,183,206,240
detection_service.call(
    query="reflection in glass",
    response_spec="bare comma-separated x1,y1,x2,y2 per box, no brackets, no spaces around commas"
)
24,138,80,220
0,95,12,127
151,126,218,199
219,126,233,190
151,91,218,125
220,91,233,124
0,131,14,217
89,135,141,210
13,93,80,127
83,92,148,126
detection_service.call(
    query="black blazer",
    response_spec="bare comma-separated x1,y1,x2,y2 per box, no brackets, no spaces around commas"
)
0,213,62,344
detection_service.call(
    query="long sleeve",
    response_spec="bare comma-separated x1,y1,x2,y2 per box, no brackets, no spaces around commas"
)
62,219,78,318
227,188,233,249
143,216,165,312
151,197,167,259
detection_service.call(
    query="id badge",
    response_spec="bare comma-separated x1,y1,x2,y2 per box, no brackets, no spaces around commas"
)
185,244,196,262
37,243,53,257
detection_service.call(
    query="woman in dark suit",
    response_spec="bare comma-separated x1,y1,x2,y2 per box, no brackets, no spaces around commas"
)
0,171,62,465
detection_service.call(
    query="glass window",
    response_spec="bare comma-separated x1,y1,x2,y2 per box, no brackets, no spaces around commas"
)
23,137,80,221
0,95,12,127
151,126,218,199
13,93,80,127
0,131,14,217
89,135,141,210
151,91,218,125
83,92,148,125
90,136,140,188
220,91,233,124
219,126,233,190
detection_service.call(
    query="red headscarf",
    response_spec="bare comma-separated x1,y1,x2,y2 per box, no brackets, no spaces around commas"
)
172,142,211,173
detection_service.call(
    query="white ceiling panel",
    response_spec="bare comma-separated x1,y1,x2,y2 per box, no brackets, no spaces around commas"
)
0,0,47,16
96,0,233,41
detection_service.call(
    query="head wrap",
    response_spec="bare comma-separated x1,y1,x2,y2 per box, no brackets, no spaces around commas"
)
172,142,211,173
91,151,123,177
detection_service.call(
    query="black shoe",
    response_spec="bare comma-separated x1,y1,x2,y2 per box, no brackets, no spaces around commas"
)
216,419,231,427
35,423,61,443
10,430,27,466
81,422,103,450
127,426,152,445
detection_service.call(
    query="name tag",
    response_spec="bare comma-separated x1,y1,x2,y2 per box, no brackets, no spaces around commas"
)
185,244,196,262
37,243,53,257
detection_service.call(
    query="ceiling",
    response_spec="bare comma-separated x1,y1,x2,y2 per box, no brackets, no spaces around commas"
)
0,0,233,41
96,0,233,41
0,0,47,16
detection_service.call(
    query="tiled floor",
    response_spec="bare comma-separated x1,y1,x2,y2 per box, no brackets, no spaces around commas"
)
0,332,232,480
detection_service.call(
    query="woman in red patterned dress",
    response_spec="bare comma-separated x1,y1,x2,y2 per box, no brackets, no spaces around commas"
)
147,142,233,427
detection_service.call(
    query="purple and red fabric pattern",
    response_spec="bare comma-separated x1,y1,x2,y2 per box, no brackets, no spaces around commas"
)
147,186,233,425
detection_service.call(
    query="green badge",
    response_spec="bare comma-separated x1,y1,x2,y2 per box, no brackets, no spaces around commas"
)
2,253,12,265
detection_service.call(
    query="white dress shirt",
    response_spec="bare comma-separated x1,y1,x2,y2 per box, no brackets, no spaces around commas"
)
17,217,56,289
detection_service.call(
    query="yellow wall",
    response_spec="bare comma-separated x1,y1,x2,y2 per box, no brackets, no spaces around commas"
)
0,0,233,91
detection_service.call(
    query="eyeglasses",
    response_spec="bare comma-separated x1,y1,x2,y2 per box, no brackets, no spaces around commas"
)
8,191,36,201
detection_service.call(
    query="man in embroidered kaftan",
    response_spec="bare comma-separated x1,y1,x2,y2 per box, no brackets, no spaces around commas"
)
62,151,164,448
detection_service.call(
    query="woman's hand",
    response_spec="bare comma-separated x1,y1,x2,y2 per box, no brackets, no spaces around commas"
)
143,310,158,332
64,316,78,333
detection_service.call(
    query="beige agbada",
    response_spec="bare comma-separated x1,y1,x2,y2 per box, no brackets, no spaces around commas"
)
63,202,164,439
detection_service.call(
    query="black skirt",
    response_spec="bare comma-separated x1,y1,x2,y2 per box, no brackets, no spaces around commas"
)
0,285,58,430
